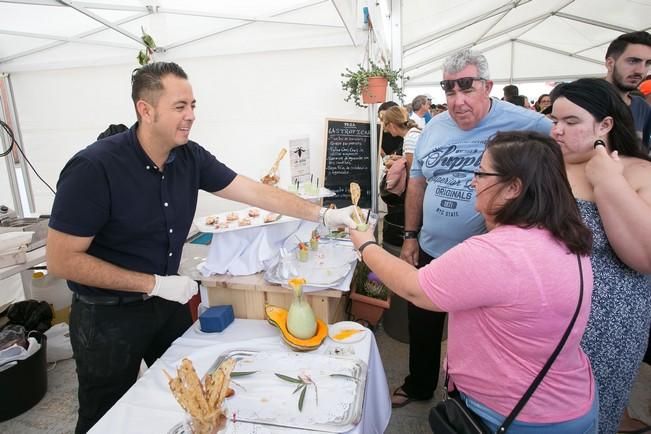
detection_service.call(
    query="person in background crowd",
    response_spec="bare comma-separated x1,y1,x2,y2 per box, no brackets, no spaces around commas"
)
550,77,651,434
503,84,519,100
503,84,532,109
392,48,551,408
404,103,413,116
97,123,128,140
379,106,422,212
604,31,651,151
378,101,406,211
46,62,357,433
535,94,552,113
378,101,403,157
604,31,651,431
639,77,651,104
352,131,597,433
382,106,421,172
423,94,433,124
409,95,429,129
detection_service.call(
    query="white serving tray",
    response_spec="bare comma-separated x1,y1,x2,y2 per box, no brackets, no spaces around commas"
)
208,350,367,433
264,242,357,287
194,207,298,234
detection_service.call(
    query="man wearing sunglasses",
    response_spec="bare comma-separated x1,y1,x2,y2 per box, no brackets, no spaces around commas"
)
393,49,552,408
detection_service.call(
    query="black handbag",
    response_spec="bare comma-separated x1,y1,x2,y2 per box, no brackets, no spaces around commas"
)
429,388,491,433
429,255,585,434
379,173,405,207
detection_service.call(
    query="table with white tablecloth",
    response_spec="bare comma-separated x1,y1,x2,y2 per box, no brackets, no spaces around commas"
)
89,319,391,434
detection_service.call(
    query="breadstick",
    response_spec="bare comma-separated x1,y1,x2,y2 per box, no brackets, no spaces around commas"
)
179,359,211,417
216,359,237,406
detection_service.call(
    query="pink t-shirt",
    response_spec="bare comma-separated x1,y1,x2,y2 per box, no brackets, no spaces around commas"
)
418,225,595,423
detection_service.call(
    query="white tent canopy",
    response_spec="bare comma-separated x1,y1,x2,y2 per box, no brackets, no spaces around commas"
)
0,0,361,72
402,0,651,87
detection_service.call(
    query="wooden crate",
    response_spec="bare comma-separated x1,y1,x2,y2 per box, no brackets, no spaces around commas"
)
201,273,347,324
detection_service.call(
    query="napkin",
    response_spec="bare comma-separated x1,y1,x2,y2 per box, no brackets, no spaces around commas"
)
200,220,316,276
0,231,34,254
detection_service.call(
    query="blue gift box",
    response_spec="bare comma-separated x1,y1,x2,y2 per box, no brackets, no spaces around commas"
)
199,305,234,333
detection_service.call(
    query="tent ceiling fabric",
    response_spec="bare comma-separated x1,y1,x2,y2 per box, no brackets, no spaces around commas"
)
2,0,650,82
0,0,356,72
403,0,651,85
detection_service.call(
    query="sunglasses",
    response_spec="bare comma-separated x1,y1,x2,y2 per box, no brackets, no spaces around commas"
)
440,77,485,92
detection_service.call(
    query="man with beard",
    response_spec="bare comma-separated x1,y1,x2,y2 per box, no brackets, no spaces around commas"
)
605,31,651,152
605,30,651,434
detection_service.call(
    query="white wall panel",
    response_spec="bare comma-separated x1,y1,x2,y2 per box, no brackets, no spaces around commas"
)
9,45,367,222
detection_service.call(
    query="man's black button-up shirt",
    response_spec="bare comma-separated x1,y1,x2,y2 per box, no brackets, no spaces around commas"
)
49,124,236,296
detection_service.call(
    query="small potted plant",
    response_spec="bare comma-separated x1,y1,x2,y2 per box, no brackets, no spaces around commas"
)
341,60,407,107
349,262,391,327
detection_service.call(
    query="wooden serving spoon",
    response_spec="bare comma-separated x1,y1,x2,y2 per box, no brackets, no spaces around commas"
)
267,148,287,178
349,182,363,223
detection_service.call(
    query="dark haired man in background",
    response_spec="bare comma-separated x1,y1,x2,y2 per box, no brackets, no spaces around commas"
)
605,31,651,151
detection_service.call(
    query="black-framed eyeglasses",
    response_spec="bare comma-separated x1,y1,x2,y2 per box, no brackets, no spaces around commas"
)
473,170,502,178
440,77,485,92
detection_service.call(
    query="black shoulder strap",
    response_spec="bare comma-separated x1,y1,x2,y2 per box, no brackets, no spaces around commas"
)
496,254,584,433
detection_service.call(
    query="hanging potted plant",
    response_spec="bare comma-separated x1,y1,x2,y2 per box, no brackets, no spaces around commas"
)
137,27,157,66
349,262,391,327
341,60,407,108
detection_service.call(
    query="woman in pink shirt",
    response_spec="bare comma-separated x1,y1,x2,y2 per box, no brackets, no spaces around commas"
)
351,131,597,433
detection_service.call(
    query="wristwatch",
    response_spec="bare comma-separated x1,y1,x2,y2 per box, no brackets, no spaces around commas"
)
318,207,328,226
403,230,419,240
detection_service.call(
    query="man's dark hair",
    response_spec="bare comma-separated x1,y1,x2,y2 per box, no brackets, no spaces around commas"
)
551,78,650,160
97,123,128,140
503,84,519,98
131,62,188,112
505,95,525,107
378,101,399,112
605,31,651,60
485,131,592,255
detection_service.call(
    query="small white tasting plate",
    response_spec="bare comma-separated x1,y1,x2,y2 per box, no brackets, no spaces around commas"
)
328,321,368,344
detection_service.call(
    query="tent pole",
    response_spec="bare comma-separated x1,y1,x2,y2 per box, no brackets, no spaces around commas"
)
369,103,377,214
0,74,35,217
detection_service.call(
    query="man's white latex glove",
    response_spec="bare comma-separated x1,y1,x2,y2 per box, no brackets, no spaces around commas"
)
150,275,198,304
323,205,358,229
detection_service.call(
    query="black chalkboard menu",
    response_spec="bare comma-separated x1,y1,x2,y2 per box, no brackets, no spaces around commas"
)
322,118,371,209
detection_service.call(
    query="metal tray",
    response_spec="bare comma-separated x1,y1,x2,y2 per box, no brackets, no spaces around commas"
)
208,350,367,433
194,207,298,234
263,242,357,288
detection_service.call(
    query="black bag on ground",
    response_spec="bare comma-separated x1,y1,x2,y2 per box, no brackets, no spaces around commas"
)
7,300,53,334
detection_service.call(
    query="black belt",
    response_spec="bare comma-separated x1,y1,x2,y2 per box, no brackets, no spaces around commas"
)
73,292,149,306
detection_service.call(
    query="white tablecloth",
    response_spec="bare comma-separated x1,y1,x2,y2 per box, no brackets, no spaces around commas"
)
89,319,391,434
196,219,356,293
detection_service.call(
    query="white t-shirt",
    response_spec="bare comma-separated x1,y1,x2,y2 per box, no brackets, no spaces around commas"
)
409,112,426,129
402,127,421,154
